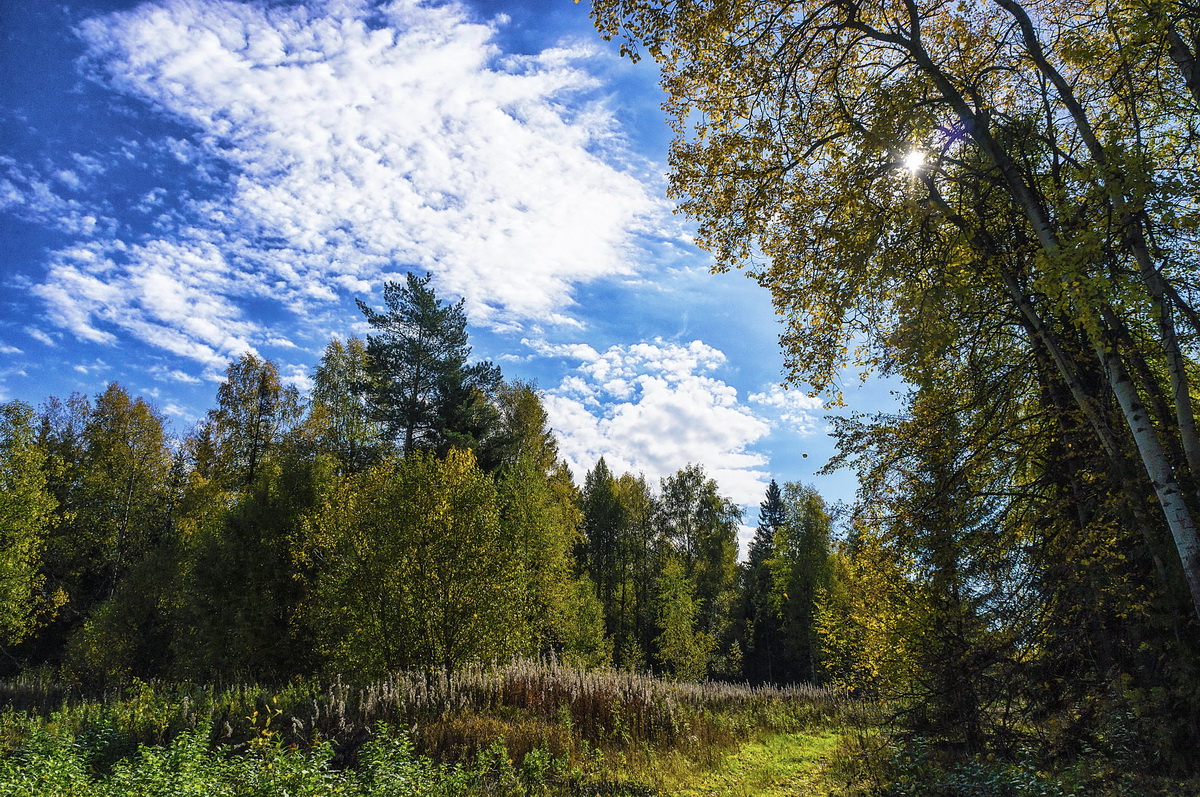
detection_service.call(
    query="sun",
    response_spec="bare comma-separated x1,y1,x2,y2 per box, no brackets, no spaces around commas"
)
903,149,925,173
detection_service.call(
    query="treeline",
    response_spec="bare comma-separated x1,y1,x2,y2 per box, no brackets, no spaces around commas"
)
0,273,832,687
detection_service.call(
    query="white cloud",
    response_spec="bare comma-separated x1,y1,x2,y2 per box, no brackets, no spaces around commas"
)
35,0,662,364
538,338,771,506
34,239,258,367
748,384,825,435
0,158,113,236
281,362,313,392
71,358,110,375
149,365,203,384
161,401,194,419
26,327,57,347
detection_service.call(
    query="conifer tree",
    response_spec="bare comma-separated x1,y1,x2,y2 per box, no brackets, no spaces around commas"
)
768,483,832,684
581,459,626,648
741,480,785,682
357,273,500,458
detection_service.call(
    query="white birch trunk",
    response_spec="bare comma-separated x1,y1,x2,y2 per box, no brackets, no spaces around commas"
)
1096,337,1200,619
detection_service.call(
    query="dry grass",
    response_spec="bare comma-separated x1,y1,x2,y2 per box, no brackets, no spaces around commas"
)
0,660,847,777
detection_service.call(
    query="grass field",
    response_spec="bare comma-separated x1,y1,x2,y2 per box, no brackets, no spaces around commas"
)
671,730,842,796
0,663,848,795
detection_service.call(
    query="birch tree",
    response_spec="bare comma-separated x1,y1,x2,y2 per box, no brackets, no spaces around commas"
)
589,0,1200,620
0,402,58,646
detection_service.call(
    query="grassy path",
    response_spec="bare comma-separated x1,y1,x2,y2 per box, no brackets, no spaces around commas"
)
672,731,841,796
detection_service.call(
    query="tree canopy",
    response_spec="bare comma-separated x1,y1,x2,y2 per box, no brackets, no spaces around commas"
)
589,0,1200,620
589,0,1200,769
357,272,501,458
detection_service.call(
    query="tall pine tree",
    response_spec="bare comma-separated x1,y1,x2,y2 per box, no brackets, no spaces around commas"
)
357,273,500,457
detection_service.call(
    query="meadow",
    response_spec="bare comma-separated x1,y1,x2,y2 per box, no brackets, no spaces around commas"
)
0,660,848,796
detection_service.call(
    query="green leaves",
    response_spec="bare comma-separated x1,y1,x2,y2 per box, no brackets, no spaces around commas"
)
199,355,302,488
300,449,521,678
0,402,57,645
357,273,500,459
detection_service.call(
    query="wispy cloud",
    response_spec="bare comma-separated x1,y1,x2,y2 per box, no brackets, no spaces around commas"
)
536,338,772,506
25,327,58,348
748,384,825,435
148,365,204,385
0,157,111,236
36,238,260,370
26,0,660,366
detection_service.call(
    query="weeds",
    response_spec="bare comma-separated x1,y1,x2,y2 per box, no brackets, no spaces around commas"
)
0,661,848,795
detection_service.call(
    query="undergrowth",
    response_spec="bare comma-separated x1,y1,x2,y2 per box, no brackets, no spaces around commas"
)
818,719,1200,797
0,661,847,795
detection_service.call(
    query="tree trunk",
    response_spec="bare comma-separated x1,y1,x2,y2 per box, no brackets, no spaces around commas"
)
1094,334,1200,619
1167,23,1200,110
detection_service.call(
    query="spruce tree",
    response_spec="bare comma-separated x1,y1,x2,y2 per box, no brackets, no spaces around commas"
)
742,480,785,683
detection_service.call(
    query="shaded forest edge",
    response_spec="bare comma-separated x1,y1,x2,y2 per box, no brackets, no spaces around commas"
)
1,663,1199,795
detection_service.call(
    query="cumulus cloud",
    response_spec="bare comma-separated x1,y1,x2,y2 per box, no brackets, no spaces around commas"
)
280,362,314,392
536,338,772,506
31,0,660,364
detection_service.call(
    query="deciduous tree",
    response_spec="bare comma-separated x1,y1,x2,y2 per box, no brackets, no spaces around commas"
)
588,0,1200,621
310,337,378,472
199,354,301,488
0,402,59,647
300,449,521,678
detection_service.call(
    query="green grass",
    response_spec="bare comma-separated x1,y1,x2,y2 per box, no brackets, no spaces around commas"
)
670,730,842,797
0,664,851,796
12,666,1197,796
10,667,1195,796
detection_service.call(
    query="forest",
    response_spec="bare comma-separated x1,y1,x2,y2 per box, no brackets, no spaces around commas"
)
0,273,850,793
582,0,1200,788
0,272,830,687
5,0,1200,792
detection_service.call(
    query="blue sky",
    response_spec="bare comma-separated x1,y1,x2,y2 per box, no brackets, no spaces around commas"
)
1,0,882,540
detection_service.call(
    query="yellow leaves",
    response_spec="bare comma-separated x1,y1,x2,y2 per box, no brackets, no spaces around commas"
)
588,0,1198,411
